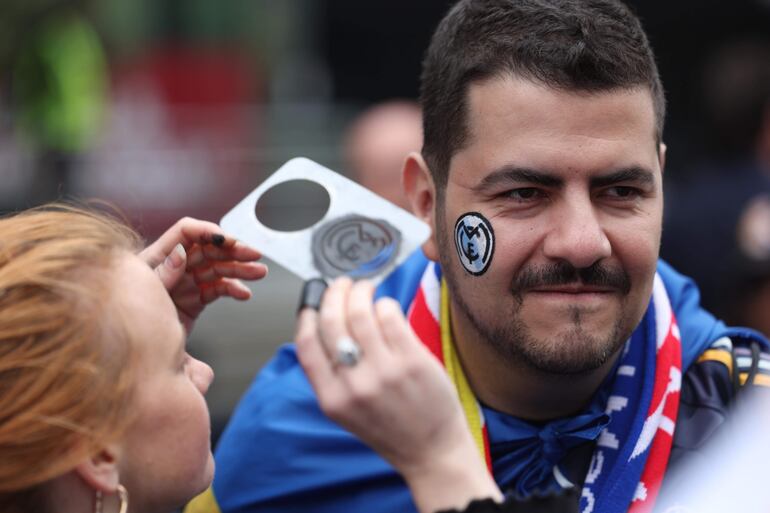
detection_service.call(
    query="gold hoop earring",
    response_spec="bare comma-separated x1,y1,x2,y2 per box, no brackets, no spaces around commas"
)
117,484,128,513
93,485,128,513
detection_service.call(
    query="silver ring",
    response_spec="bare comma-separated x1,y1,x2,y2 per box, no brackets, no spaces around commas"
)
334,336,362,367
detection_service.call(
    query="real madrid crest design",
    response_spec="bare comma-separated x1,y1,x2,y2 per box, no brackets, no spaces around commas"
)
312,214,401,279
454,212,494,276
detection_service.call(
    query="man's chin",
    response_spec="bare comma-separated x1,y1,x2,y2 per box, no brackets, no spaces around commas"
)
513,324,625,376
526,352,613,376
522,293,620,319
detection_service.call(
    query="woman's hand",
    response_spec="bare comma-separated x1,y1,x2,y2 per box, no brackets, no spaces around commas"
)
140,217,268,333
295,277,502,513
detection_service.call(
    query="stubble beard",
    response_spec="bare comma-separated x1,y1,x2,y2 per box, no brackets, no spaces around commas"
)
448,277,627,375
436,213,630,376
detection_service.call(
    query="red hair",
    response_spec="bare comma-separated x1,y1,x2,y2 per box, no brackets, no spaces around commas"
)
0,204,143,508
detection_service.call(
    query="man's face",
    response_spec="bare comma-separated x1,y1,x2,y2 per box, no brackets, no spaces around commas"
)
435,76,663,375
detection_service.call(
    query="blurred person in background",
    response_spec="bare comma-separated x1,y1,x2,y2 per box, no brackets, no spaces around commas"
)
0,205,266,513
661,37,770,336
344,100,423,211
188,1,770,513
9,4,108,205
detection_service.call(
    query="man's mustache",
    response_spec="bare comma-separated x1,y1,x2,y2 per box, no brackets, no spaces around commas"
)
511,261,631,296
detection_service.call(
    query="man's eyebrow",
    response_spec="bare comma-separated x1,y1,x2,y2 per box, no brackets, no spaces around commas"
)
474,166,563,193
590,167,656,188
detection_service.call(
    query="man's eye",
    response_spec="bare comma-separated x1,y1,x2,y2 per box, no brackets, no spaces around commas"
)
606,186,641,199
506,188,541,201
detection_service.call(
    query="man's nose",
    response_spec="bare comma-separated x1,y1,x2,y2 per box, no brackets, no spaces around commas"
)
542,197,611,269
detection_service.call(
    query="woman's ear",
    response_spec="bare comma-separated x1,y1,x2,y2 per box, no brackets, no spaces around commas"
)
74,444,121,493
403,152,440,262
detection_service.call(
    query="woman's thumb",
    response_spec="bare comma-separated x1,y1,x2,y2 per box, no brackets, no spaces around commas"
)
155,243,187,291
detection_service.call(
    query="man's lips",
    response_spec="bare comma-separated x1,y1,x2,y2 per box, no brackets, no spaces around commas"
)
523,287,619,308
529,285,617,294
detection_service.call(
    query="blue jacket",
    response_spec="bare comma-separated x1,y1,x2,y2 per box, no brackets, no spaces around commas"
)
205,252,765,513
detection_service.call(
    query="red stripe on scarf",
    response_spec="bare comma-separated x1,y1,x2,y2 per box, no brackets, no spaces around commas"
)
408,286,444,363
628,313,682,513
481,425,493,470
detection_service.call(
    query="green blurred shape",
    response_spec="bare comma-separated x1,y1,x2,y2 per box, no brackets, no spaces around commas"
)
12,9,108,152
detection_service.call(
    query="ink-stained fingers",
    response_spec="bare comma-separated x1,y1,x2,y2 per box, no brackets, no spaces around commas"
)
140,217,261,270
192,262,268,284
317,277,356,365
297,279,328,312
170,217,230,247
231,262,269,280
199,279,252,304
140,217,225,268
170,218,231,249
208,240,262,260
184,242,262,269
346,280,389,359
172,278,251,318
201,241,262,263
170,274,201,297
192,263,221,284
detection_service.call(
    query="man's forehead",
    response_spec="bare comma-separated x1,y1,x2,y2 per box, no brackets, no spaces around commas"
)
453,76,660,173
467,75,655,125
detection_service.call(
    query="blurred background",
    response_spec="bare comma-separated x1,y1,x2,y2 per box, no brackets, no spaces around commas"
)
0,0,768,443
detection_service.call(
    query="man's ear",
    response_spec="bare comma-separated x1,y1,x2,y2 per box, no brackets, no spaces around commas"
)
658,142,667,174
74,444,121,493
403,152,440,261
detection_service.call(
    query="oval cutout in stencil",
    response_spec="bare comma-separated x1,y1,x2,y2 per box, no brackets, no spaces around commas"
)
255,179,331,231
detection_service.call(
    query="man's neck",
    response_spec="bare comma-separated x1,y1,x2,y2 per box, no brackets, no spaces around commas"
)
449,300,620,422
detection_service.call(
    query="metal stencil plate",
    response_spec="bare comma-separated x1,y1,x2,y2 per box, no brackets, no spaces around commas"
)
220,158,431,285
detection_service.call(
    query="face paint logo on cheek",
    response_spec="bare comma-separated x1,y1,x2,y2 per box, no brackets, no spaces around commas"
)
454,212,495,276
